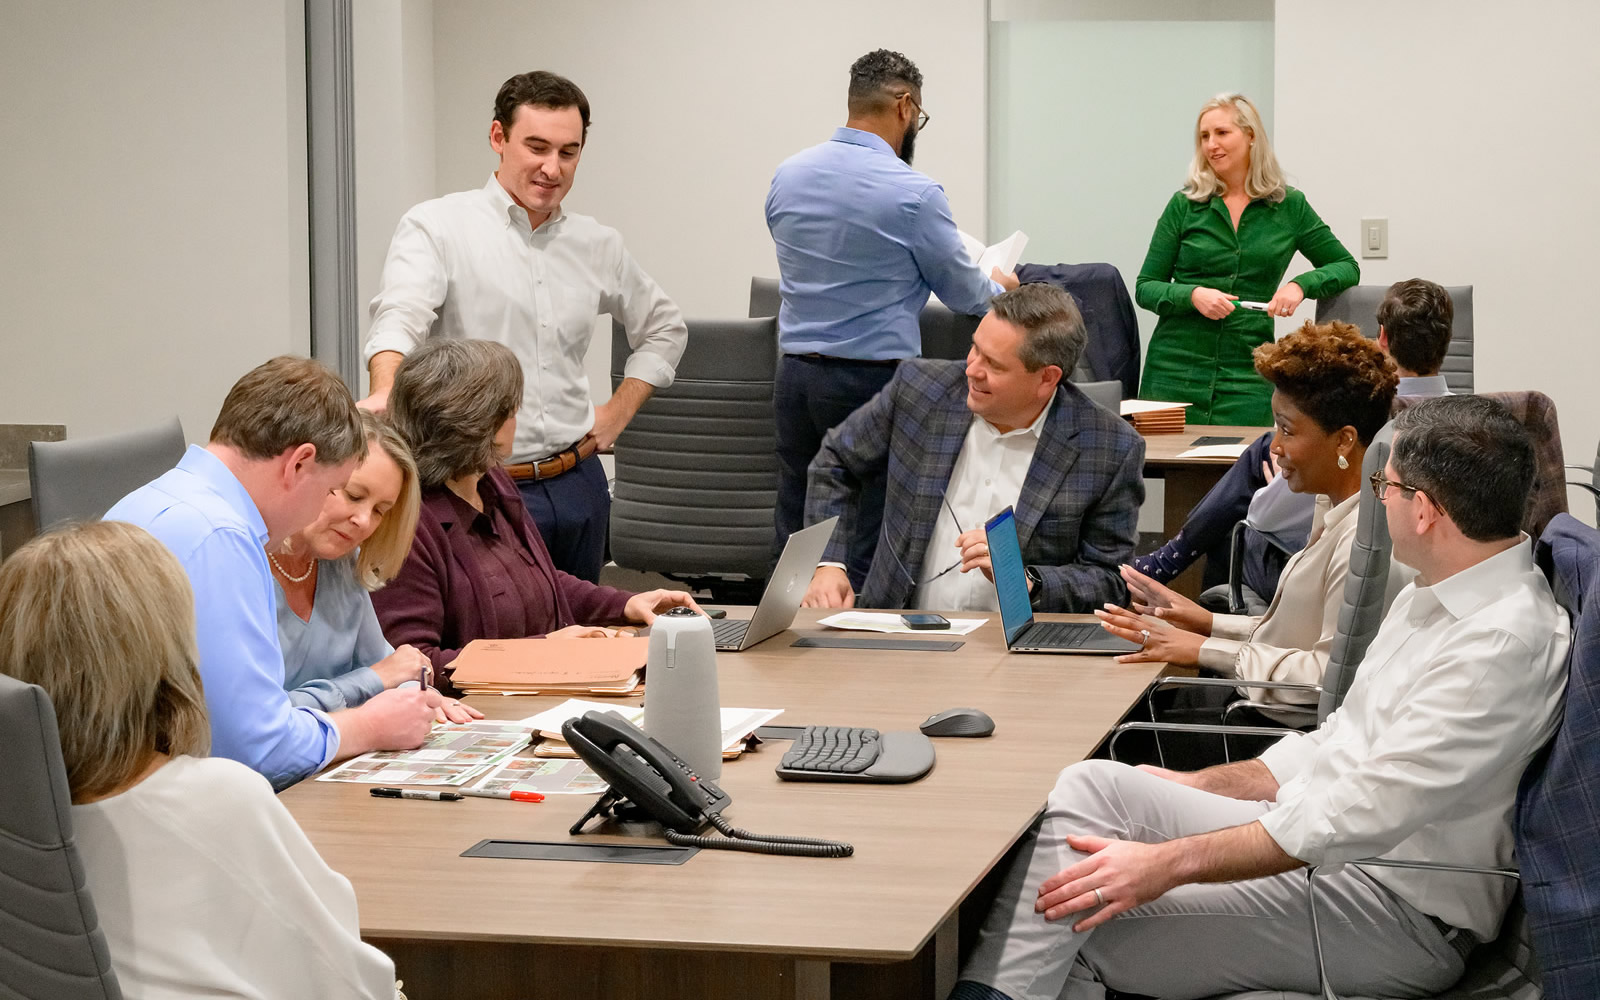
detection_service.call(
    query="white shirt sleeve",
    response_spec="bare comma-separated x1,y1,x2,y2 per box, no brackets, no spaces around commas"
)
605,242,687,389
365,211,448,363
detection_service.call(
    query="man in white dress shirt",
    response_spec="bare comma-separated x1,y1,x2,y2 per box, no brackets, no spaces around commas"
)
363,70,687,582
950,394,1571,1000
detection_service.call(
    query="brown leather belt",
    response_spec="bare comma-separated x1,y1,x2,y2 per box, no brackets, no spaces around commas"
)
504,437,598,481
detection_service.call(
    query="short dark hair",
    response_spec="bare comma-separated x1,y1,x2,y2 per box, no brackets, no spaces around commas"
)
388,339,523,487
847,49,922,116
1377,279,1454,376
494,71,591,144
990,283,1087,376
1252,321,1398,445
209,356,366,466
1391,395,1533,542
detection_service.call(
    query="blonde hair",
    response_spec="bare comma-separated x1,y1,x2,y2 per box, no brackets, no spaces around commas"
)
355,410,422,590
1182,93,1286,204
0,521,210,802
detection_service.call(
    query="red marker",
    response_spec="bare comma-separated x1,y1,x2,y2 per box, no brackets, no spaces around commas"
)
460,788,545,803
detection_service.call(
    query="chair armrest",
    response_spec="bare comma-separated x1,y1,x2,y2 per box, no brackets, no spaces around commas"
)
1108,720,1292,763
1145,675,1323,725
1221,700,1317,728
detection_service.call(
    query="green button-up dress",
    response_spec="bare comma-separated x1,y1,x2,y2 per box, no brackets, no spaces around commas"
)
1135,187,1358,425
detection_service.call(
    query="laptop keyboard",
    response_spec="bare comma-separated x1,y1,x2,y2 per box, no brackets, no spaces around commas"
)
712,619,751,647
1017,621,1102,647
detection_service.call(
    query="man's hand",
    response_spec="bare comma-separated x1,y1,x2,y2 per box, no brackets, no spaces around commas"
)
590,378,655,450
1190,287,1238,320
802,566,855,608
623,588,703,625
1036,836,1182,931
955,528,996,582
371,644,432,688
991,267,1021,292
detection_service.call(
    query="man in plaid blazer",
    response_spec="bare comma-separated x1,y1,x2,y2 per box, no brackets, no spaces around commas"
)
801,283,1144,613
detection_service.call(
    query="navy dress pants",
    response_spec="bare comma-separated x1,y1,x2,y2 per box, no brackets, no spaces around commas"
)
516,453,610,584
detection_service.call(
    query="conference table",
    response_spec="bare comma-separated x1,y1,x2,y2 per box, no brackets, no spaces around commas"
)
281,609,1168,999
1140,424,1271,598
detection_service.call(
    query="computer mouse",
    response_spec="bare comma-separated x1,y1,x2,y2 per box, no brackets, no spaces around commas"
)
919,707,995,738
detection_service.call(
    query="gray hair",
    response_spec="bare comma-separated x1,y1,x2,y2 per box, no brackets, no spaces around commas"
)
990,283,1088,375
387,339,523,487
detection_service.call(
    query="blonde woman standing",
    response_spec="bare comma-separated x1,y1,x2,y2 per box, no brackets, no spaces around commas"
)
1136,94,1358,425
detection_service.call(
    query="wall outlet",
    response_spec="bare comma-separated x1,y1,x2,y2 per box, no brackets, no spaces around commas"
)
1360,218,1388,259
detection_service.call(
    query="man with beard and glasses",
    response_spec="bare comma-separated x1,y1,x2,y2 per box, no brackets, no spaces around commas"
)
765,49,1019,590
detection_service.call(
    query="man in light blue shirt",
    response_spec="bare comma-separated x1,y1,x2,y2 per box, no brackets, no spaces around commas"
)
107,356,439,789
765,48,1018,586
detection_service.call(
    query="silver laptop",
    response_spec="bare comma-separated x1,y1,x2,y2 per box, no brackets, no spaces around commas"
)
985,507,1139,655
711,517,839,652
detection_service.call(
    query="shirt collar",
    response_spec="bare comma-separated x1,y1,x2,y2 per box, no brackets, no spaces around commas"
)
1397,374,1450,397
830,126,897,159
484,174,565,234
977,396,1055,441
178,445,269,546
1407,535,1534,625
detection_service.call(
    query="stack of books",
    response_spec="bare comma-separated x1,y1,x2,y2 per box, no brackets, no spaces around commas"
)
447,637,647,696
1119,399,1191,434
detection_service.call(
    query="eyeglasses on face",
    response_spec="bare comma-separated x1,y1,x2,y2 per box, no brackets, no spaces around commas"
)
1369,472,1421,502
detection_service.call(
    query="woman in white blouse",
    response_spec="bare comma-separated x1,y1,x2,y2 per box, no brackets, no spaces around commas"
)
0,520,401,1000
1097,321,1403,715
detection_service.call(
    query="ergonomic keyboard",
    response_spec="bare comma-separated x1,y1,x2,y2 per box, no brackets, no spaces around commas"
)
711,618,751,649
774,725,936,784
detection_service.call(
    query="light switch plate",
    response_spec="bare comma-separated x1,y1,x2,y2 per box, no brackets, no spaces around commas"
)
1360,218,1388,259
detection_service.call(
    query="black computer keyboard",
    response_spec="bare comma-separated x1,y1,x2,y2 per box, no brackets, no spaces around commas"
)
1018,621,1100,647
712,619,750,647
779,726,882,774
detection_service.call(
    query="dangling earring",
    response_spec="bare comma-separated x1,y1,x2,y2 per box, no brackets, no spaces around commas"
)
1337,454,1349,470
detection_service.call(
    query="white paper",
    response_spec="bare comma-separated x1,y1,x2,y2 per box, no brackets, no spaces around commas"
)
1177,444,1252,459
957,228,1029,278
517,699,783,753
1119,399,1193,417
816,611,988,635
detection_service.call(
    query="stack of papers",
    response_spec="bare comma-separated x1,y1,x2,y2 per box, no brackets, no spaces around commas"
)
467,756,609,796
448,637,646,696
518,698,784,762
1120,399,1191,434
817,611,988,635
316,721,533,786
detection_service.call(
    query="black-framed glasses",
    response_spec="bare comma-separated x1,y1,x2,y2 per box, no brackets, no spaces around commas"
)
1369,472,1421,501
901,92,930,131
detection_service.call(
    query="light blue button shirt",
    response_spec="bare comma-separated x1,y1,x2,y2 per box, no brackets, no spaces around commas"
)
765,127,1001,359
106,446,340,789
277,555,392,713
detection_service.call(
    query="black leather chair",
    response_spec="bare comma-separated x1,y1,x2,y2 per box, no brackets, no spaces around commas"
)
28,418,185,531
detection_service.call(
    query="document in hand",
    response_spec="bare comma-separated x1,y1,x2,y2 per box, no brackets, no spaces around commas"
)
447,636,648,695
958,229,1030,278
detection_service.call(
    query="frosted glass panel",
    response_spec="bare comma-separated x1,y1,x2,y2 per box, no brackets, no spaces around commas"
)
989,17,1275,352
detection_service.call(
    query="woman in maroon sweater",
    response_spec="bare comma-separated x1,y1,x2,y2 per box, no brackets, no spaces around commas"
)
372,339,698,689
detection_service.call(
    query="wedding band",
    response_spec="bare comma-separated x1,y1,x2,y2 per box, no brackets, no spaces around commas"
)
1140,629,1150,646
1093,888,1105,906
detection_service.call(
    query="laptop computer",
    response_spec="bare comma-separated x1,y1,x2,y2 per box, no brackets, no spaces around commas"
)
984,507,1140,655
711,517,839,652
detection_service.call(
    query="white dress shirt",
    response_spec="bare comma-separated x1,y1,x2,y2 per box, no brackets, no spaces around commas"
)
73,755,398,999
1257,539,1571,939
914,401,1052,611
365,176,688,463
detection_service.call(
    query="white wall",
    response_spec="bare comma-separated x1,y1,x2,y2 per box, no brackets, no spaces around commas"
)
1275,0,1600,466
0,0,310,443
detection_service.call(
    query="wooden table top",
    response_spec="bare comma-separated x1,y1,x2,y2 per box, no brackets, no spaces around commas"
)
281,609,1165,963
1139,424,1270,468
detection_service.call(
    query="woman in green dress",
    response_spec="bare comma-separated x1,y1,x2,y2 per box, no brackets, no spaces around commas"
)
1136,94,1358,425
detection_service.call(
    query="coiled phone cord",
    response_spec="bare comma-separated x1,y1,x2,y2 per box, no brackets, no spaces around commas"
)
663,811,854,858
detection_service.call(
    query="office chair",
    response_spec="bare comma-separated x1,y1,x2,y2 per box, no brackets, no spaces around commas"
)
1316,283,1475,394
747,276,780,319
1567,438,1599,525
1075,379,1122,417
28,417,185,531
0,673,123,999
609,318,779,602
1481,391,1568,541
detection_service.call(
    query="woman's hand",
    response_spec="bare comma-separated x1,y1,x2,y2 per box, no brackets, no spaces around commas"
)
1190,287,1238,320
623,589,703,625
546,624,622,639
422,688,482,724
371,644,433,689
1094,603,1206,667
1264,281,1304,318
1119,564,1213,635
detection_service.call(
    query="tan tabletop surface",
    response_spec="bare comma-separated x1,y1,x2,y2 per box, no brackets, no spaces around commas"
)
282,609,1164,968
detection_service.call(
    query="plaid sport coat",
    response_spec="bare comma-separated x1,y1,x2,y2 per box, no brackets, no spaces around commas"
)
803,359,1144,612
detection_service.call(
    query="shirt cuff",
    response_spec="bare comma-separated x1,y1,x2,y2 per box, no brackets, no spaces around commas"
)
1210,614,1259,641
306,705,341,768
1198,636,1242,674
363,325,420,364
818,561,847,572
1258,730,1316,787
1256,803,1316,863
349,666,386,706
621,350,676,388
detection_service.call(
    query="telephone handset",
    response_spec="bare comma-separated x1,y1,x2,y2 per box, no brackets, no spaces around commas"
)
565,710,853,858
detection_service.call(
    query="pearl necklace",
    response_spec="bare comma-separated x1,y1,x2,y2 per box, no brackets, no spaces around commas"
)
268,551,317,584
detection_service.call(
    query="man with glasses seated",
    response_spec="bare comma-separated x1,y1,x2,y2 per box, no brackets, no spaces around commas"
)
800,284,1143,614
950,394,1570,1000
766,48,1020,592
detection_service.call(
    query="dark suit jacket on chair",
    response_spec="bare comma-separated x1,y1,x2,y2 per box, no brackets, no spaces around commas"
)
803,360,1145,612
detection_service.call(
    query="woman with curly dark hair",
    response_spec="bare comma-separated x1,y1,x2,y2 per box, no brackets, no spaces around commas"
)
1097,321,1401,716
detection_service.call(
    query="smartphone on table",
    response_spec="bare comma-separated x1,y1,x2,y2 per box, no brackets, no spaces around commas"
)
900,613,951,630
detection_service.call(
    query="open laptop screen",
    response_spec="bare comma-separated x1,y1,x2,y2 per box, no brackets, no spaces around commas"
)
984,507,1034,646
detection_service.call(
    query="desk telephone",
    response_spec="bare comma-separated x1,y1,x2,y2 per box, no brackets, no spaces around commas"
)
564,710,853,858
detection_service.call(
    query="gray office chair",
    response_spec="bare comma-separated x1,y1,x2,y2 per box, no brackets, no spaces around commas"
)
28,417,185,531
0,673,122,999
1076,379,1122,417
748,276,780,320
1316,284,1475,393
609,318,779,600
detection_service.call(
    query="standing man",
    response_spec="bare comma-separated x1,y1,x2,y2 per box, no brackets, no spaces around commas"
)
766,49,1018,587
364,71,687,583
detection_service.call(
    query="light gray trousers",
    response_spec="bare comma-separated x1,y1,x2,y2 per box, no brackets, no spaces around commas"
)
959,760,1466,1000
